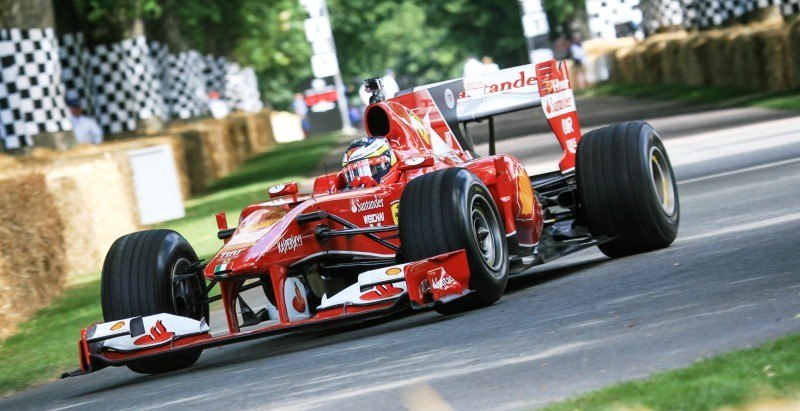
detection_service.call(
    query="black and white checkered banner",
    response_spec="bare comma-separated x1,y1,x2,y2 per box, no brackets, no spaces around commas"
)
638,0,799,30
2,30,264,151
0,28,72,150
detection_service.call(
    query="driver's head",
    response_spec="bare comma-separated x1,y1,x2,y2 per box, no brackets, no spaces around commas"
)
342,137,395,185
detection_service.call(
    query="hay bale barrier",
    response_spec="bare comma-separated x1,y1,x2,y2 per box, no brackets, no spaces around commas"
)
0,173,66,340
598,20,798,93
41,155,140,280
0,111,283,339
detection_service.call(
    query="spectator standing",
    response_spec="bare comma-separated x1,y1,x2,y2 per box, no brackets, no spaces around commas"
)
381,69,400,99
292,92,310,135
481,56,499,73
207,90,230,119
463,55,483,77
67,98,103,145
569,34,587,89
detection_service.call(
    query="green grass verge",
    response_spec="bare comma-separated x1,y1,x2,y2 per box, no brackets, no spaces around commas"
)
543,333,800,411
0,134,340,397
157,133,340,260
582,83,800,112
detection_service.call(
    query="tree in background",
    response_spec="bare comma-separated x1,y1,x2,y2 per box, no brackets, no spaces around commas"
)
542,0,586,39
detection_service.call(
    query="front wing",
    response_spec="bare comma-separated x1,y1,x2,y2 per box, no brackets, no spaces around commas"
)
65,250,470,377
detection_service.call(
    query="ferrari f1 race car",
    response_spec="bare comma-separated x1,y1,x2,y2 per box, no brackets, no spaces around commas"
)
65,60,679,377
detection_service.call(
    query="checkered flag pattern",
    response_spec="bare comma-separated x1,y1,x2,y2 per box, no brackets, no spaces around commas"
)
2,30,263,151
638,0,798,30
160,50,208,119
58,33,95,115
586,0,643,39
225,64,263,113
0,28,72,150
88,36,166,134
639,0,689,31
203,54,228,97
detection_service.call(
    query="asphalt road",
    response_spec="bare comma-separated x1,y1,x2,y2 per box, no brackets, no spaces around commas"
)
3,96,799,410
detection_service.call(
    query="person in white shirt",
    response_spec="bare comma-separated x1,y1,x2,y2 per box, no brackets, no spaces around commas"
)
207,90,230,119
463,55,483,77
481,56,499,73
67,99,103,145
381,69,400,99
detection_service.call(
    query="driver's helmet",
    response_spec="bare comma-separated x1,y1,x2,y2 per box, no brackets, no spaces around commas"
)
341,137,396,185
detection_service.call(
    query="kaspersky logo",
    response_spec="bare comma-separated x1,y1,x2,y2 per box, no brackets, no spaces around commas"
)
277,235,303,253
351,197,384,213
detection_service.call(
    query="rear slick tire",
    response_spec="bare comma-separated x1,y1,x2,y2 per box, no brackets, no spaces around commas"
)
576,121,679,258
101,229,207,374
399,168,509,314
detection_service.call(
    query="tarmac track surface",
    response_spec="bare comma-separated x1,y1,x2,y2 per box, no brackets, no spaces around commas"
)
3,96,799,410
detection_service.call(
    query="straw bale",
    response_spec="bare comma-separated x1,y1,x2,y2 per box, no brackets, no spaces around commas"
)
610,46,637,84
225,115,253,164
786,21,800,88
0,173,66,339
729,30,762,89
752,29,789,90
41,155,140,280
678,34,711,86
243,110,276,153
661,38,685,85
642,40,667,84
175,128,215,194
706,32,736,88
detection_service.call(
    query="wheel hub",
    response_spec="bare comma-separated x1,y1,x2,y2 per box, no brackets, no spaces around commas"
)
649,146,676,216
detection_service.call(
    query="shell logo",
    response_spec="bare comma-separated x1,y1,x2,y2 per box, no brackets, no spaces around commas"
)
516,172,534,217
411,114,430,146
110,321,125,331
386,267,402,276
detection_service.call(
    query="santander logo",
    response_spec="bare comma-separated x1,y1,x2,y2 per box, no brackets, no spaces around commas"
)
351,197,384,213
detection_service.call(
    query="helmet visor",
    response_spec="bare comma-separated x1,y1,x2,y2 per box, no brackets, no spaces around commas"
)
343,155,390,185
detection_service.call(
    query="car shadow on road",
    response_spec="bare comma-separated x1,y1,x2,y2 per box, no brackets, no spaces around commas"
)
75,256,610,397
504,255,610,295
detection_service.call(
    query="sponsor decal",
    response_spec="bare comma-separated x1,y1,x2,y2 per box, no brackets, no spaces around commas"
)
566,138,577,154
277,234,303,253
214,263,231,273
291,283,306,312
390,201,400,225
561,117,574,135
351,197,384,213
363,212,385,226
431,272,457,291
542,89,576,119
360,283,404,301
444,88,455,109
133,320,174,346
110,321,125,331
219,249,243,258
386,267,402,276
459,69,538,100
516,172,534,217
410,114,430,146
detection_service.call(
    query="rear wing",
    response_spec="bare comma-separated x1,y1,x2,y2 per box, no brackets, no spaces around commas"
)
406,60,581,173
413,64,542,122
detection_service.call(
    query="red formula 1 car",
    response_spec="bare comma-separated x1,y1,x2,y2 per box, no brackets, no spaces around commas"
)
65,60,679,377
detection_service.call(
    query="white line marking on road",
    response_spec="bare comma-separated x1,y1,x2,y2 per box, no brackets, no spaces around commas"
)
679,157,800,185
678,212,800,242
51,400,97,411
134,393,213,410
268,341,594,410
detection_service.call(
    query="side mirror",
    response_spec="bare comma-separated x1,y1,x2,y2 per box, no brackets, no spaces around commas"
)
268,182,299,202
398,156,434,171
